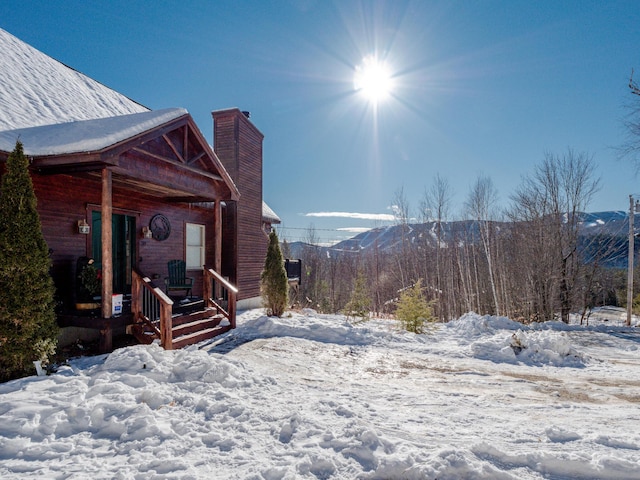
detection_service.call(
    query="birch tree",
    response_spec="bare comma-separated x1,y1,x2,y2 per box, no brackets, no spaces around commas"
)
465,175,501,315
420,174,453,320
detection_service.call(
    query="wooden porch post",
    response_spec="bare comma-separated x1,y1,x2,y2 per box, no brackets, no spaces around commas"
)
213,199,222,299
100,168,113,352
214,199,222,273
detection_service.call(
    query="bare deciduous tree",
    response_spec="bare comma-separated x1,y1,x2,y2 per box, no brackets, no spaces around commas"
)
420,174,454,320
392,187,414,289
509,150,600,322
619,69,640,171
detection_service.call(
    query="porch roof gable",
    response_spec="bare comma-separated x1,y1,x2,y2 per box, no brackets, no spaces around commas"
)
0,108,240,203
0,108,187,156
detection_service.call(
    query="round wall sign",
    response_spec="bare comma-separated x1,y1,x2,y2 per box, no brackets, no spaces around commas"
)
149,214,171,241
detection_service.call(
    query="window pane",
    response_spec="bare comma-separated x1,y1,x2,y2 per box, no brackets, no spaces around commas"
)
186,223,201,246
186,246,202,269
185,223,205,269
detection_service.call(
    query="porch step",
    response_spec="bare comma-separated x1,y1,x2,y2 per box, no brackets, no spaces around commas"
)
172,324,232,349
129,309,230,349
172,307,218,327
172,298,205,315
128,323,157,345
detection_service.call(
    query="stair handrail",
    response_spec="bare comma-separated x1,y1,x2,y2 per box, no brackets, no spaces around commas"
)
203,267,238,329
132,268,174,349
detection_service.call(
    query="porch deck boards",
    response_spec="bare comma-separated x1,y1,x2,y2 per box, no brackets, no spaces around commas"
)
171,314,224,338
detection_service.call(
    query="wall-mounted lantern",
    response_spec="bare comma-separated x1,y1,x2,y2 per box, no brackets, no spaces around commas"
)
78,219,90,235
142,226,153,239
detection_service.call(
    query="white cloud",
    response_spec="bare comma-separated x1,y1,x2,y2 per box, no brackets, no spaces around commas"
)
304,211,395,221
337,227,372,233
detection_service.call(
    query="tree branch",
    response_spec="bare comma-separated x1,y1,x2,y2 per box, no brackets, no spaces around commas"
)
630,68,640,96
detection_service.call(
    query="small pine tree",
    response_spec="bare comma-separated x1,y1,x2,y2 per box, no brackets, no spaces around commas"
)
261,230,288,317
343,270,371,323
395,279,436,334
0,141,58,381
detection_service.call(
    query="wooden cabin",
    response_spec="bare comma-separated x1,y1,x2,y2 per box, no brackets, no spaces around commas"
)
0,28,277,352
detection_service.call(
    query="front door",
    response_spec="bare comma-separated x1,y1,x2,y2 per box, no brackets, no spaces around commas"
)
91,211,136,294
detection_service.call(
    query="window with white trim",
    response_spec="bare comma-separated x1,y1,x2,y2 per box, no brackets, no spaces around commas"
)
185,223,205,269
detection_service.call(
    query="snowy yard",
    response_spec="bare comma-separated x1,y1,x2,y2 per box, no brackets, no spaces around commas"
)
1,309,639,479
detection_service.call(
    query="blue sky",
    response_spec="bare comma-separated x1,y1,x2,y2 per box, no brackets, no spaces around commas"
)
1,1,639,245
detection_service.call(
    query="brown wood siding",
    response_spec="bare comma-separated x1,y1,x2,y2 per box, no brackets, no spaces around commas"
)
31,173,218,310
213,115,239,180
213,110,268,301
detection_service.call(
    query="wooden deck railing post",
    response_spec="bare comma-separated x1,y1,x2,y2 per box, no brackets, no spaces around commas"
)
132,269,141,319
131,267,174,348
160,301,173,350
203,267,213,308
229,290,237,329
203,267,238,330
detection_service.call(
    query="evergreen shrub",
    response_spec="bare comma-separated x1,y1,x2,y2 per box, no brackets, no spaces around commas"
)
343,270,371,323
261,230,288,317
0,141,58,381
395,279,436,334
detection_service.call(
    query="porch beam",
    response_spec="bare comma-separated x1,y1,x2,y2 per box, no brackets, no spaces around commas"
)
34,162,111,175
186,151,206,165
127,148,224,181
32,154,118,171
131,146,180,165
162,133,185,163
117,153,224,198
183,124,189,162
165,196,219,204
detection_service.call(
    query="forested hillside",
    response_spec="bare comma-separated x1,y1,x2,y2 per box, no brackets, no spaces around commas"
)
283,210,636,322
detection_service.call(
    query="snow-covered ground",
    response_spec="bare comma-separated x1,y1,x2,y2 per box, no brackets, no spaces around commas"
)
1,310,639,479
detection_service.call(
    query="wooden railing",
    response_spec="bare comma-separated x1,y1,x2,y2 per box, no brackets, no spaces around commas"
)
132,269,174,349
203,267,238,329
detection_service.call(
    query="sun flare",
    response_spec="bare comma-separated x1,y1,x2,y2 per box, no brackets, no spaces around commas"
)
353,55,393,104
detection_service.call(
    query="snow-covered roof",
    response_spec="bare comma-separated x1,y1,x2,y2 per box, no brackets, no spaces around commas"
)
262,201,281,224
0,108,188,156
0,28,148,132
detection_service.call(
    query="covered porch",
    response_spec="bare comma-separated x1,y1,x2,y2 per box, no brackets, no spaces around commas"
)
1,108,241,351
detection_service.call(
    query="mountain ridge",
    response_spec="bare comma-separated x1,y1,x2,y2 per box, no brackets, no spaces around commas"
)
284,211,633,268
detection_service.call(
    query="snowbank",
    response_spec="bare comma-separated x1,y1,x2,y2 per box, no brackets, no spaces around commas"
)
1,310,639,479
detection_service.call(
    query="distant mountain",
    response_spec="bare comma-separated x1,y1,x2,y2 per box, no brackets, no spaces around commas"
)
284,211,635,269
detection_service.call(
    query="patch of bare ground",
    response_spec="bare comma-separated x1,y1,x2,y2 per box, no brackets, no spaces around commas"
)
588,376,640,388
399,360,468,374
364,366,409,377
534,384,605,403
501,371,551,383
613,392,640,402
500,371,640,403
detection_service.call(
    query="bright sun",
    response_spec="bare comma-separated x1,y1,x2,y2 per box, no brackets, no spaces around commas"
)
353,55,393,104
